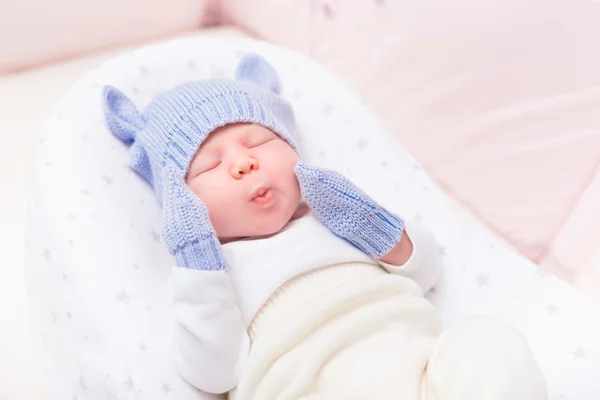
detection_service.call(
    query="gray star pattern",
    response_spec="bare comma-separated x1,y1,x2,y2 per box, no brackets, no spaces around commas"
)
476,274,489,287
79,376,87,392
102,174,114,185
43,249,51,262
357,138,368,151
115,290,132,304
150,230,161,242
123,375,134,391
162,384,172,395
573,348,588,360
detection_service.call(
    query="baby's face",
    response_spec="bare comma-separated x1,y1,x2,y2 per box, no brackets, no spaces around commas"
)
186,123,302,241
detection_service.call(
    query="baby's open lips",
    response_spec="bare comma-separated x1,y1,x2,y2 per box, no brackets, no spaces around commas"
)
251,185,274,204
253,187,267,198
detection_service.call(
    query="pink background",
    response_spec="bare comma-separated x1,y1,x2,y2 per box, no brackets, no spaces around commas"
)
3,0,599,292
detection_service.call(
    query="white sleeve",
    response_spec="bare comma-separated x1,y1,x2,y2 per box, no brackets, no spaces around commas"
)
169,267,250,394
379,223,442,295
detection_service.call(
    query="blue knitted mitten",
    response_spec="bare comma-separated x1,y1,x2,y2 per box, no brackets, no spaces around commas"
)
294,161,405,258
162,168,227,271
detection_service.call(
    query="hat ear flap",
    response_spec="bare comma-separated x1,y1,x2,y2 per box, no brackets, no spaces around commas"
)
102,85,144,143
235,53,280,94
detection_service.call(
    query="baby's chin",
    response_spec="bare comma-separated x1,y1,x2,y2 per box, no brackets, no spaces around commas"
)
218,213,294,243
248,214,293,237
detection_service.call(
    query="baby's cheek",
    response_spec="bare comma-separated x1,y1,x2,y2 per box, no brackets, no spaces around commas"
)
207,207,233,237
210,195,242,230
206,197,230,219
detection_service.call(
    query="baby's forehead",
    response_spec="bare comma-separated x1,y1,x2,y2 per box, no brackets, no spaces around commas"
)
204,124,272,145
191,124,272,157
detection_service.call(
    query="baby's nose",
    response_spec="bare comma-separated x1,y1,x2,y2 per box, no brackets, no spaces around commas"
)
231,157,259,179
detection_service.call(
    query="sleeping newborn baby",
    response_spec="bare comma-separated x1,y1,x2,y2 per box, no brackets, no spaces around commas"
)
103,54,547,400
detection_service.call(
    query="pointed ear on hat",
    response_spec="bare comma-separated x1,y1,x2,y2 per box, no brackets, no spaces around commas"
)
102,85,145,143
235,53,280,94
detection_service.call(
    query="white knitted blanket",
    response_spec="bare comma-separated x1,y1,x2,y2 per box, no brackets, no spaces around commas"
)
230,264,440,400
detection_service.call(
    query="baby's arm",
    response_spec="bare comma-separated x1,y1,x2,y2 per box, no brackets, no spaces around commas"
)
379,224,442,294
170,268,250,394
162,168,249,394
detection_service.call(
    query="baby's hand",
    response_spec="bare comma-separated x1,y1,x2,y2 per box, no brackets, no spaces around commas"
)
294,162,404,258
162,167,227,271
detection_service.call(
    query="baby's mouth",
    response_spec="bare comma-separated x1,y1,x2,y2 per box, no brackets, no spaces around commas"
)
251,186,274,205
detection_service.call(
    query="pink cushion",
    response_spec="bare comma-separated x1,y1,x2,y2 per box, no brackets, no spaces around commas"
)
221,0,600,294
0,0,213,74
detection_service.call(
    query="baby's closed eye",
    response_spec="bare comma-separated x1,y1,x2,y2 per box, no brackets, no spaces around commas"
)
192,157,221,176
247,131,277,148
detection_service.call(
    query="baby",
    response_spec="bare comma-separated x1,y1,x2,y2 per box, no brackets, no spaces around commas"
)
103,54,547,400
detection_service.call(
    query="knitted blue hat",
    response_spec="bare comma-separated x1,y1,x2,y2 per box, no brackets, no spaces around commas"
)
102,54,299,203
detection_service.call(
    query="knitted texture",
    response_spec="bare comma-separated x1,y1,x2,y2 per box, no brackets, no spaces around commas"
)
162,167,227,271
102,53,300,204
235,53,280,94
294,162,405,258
